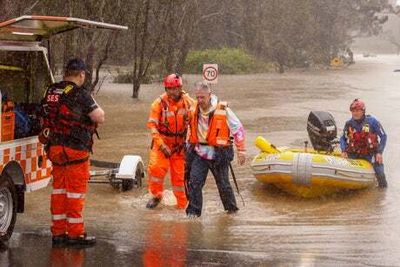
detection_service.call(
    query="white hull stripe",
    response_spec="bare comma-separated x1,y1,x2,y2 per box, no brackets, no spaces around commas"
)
52,214,66,220
66,192,85,199
67,217,84,224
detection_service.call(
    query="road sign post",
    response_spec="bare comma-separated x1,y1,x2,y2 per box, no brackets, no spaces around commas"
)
202,64,218,84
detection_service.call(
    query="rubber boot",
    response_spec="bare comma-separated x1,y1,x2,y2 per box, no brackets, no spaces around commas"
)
52,234,68,246
67,234,96,247
146,197,161,209
376,174,388,188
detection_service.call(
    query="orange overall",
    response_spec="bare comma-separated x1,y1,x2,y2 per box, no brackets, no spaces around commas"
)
147,93,192,208
49,146,90,238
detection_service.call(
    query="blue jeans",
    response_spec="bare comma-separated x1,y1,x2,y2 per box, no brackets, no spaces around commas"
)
185,153,238,216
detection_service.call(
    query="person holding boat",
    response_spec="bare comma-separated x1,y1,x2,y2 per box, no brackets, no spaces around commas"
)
340,99,387,188
185,81,246,217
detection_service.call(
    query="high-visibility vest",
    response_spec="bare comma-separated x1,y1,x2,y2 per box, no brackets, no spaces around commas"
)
189,101,231,147
147,92,192,149
42,81,96,151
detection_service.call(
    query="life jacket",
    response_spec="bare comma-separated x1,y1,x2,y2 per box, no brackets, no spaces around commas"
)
42,81,96,152
345,116,378,155
189,101,231,147
157,93,190,147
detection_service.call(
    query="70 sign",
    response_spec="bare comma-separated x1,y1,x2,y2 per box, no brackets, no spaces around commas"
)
202,64,218,84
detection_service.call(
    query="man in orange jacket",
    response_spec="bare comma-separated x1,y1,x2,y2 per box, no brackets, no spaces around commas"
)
185,81,246,217
41,58,104,247
146,73,193,209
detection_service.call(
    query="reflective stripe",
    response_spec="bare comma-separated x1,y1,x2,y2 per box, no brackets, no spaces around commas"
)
52,189,66,194
172,185,185,192
151,128,159,134
67,217,84,224
177,108,187,115
216,139,228,145
149,176,163,183
166,111,175,117
148,118,159,124
52,214,66,221
66,192,86,199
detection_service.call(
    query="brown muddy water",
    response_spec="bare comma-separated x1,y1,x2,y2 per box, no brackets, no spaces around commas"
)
1,54,400,266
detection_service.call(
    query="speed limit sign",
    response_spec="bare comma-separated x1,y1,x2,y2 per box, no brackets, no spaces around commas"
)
202,64,218,84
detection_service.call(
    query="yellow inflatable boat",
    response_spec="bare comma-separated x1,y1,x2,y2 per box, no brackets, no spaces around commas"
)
251,136,376,198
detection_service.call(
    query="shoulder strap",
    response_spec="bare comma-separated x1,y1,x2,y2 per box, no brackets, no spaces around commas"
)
218,101,228,110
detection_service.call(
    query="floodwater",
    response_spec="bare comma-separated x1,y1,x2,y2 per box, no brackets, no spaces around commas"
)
1,54,400,266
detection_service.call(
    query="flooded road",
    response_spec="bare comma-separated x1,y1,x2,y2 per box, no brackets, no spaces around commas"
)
2,54,400,266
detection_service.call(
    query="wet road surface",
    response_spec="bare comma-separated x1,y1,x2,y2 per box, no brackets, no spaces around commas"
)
2,54,400,266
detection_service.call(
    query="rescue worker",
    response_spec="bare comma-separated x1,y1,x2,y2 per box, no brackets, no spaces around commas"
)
185,81,246,217
146,73,193,209
340,99,387,188
41,58,104,247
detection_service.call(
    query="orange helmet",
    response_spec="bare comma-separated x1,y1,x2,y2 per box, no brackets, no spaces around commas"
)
163,73,182,88
350,98,365,111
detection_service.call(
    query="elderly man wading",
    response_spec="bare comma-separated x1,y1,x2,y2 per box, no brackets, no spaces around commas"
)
185,81,246,217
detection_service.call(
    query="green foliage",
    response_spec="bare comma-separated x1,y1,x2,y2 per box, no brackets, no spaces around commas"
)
183,48,273,74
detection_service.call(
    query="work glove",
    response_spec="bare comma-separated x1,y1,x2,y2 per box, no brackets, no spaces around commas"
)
375,153,383,164
38,128,50,145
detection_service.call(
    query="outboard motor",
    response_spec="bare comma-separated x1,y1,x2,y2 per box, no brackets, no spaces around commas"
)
307,111,337,152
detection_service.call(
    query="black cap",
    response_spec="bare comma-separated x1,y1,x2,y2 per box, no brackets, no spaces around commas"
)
65,58,88,73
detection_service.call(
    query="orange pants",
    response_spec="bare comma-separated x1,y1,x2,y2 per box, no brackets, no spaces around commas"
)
48,145,90,237
147,148,187,208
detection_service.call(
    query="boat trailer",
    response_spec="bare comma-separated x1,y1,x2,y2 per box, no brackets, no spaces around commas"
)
89,155,145,191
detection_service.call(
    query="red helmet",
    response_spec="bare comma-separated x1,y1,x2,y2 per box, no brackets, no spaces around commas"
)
163,73,182,88
350,98,365,111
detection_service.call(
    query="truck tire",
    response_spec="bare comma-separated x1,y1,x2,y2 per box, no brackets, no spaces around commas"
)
0,175,17,242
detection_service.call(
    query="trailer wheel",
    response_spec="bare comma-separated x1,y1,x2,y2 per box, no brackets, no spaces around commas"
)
121,161,144,191
121,179,134,192
0,175,17,242
135,161,144,188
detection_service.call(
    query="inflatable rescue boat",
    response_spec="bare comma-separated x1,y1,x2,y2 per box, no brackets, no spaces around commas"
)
251,111,376,198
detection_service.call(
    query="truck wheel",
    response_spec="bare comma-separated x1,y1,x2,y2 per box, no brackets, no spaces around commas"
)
0,175,17,242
